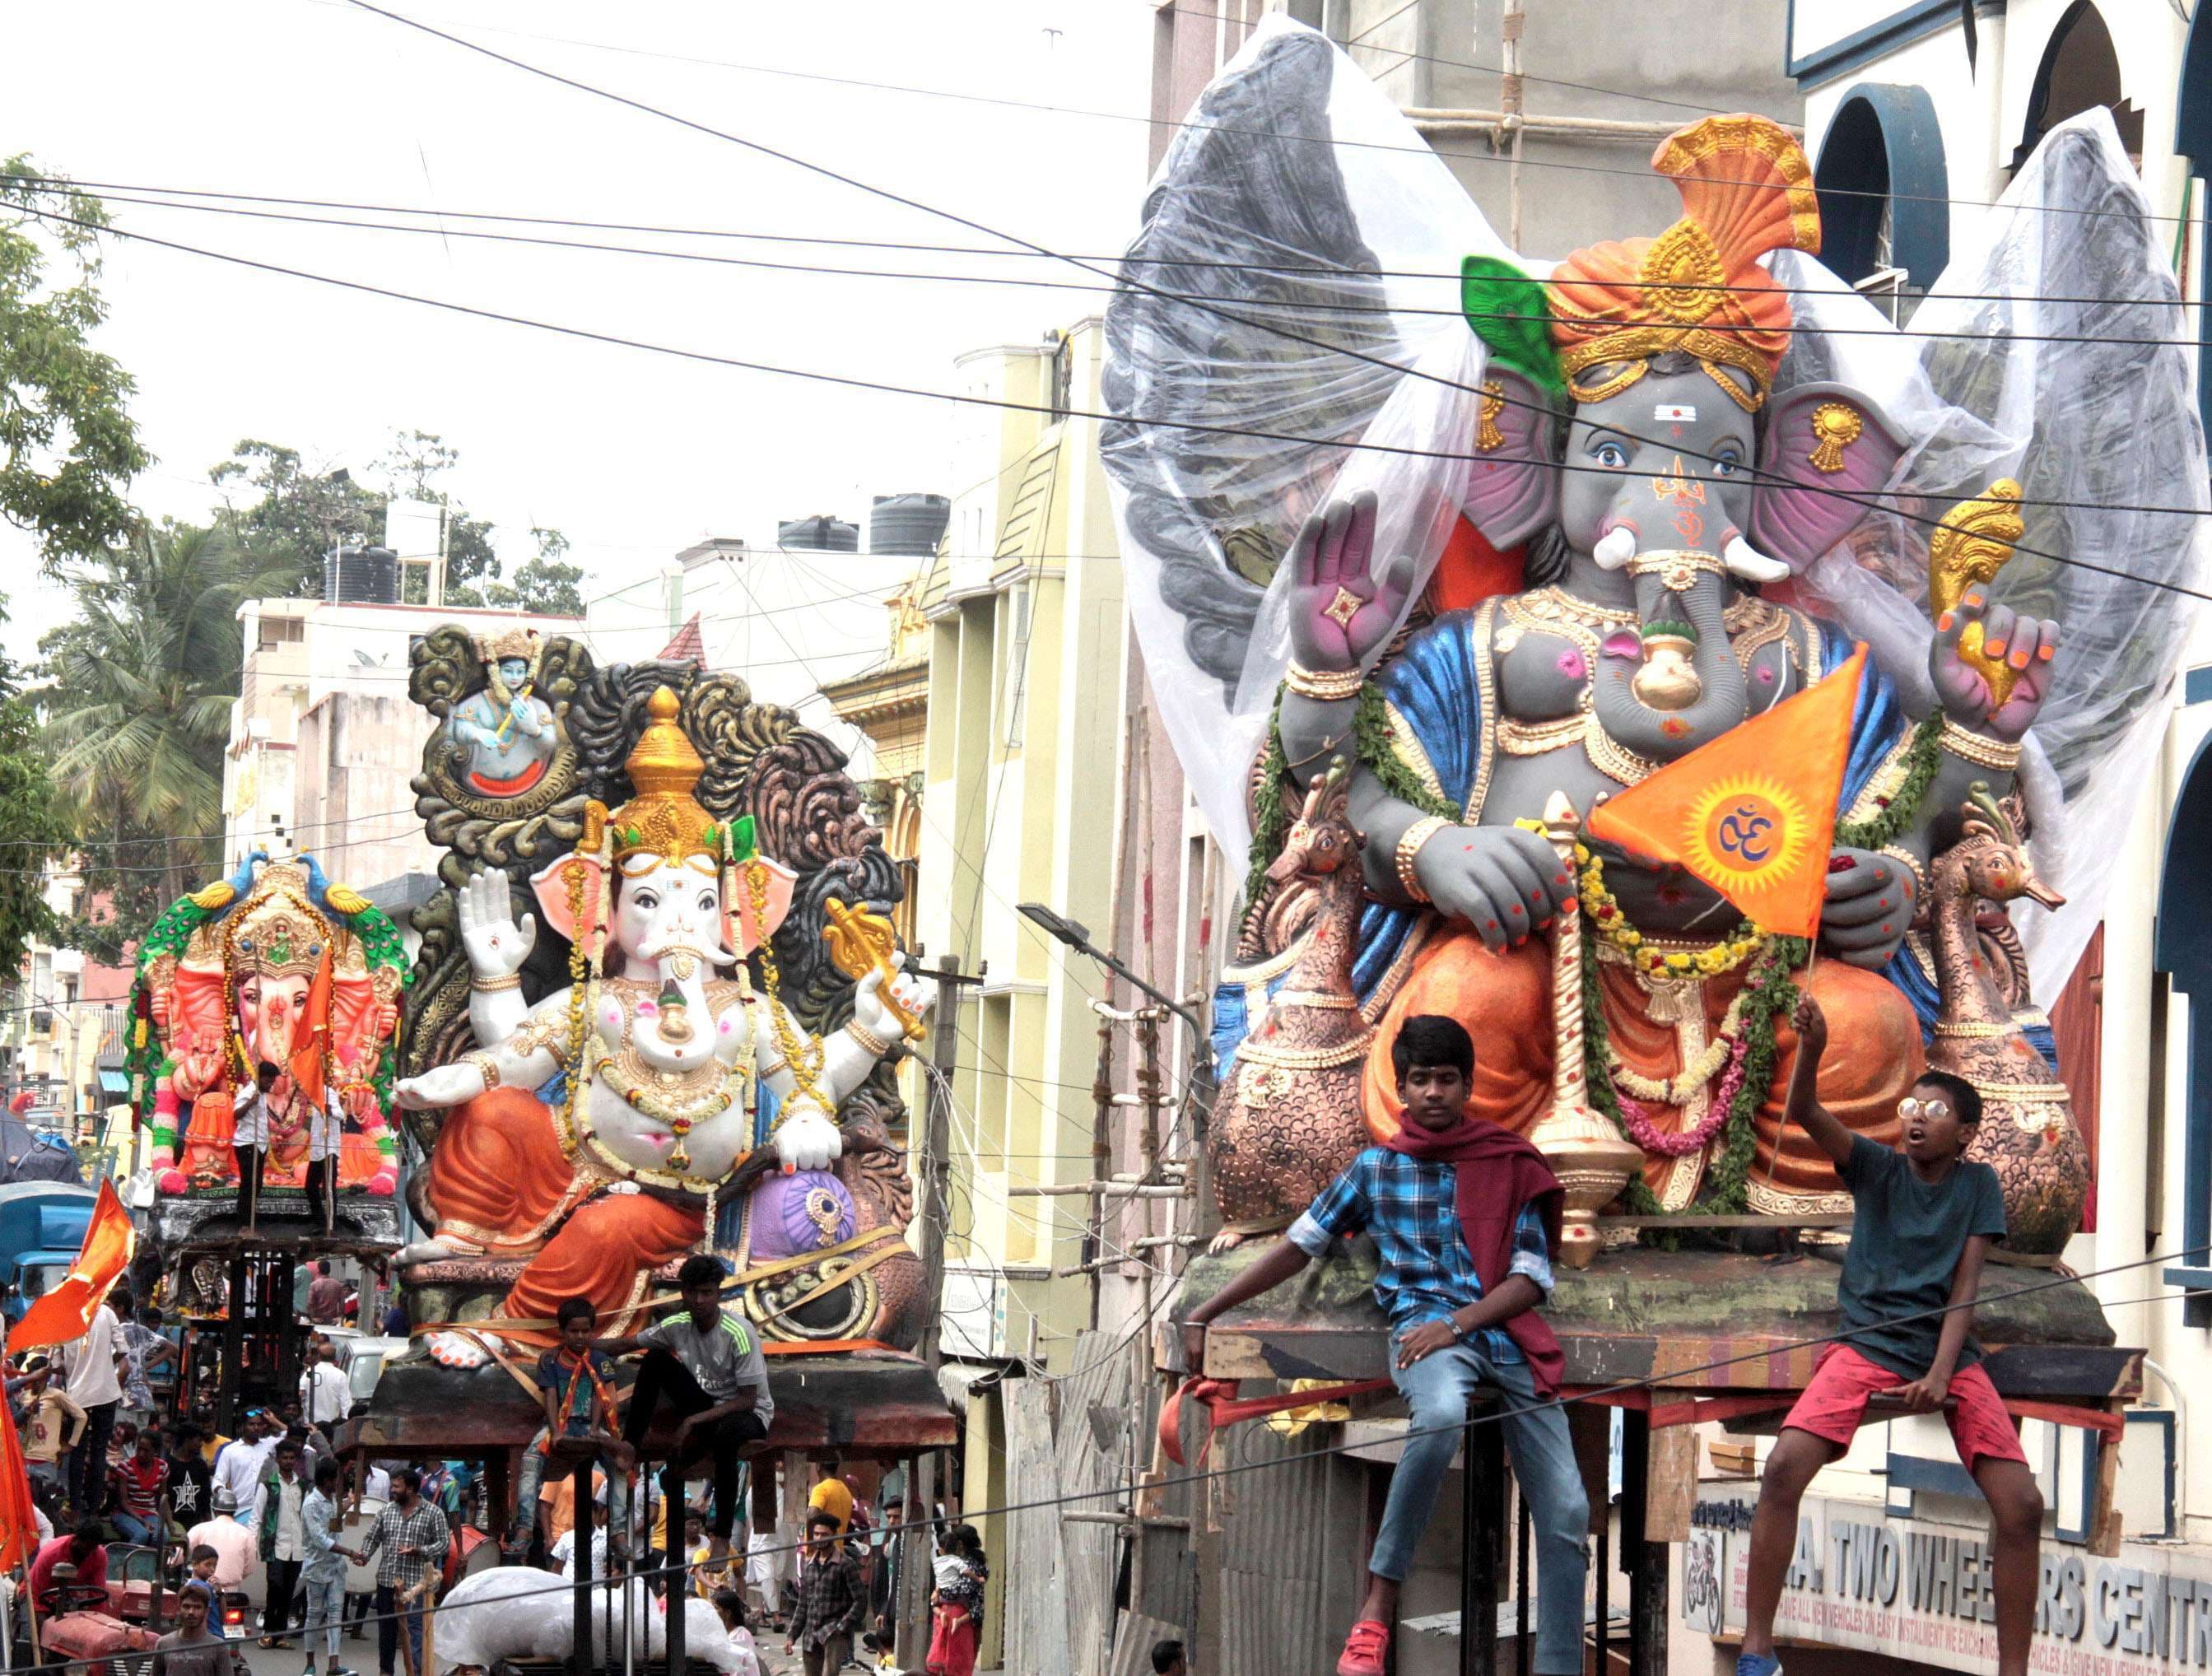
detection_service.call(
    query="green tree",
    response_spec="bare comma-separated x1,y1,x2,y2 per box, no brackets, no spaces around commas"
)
0,159,149,570
39,522,291,940
380,428,499,601
0,659,71,976
482,525,584,616
208,439,382,594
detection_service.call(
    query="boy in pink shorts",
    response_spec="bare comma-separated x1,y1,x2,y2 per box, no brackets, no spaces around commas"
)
1737,994,2045,1676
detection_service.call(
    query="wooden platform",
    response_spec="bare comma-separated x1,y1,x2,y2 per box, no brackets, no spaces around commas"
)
1176,1242,2138,1404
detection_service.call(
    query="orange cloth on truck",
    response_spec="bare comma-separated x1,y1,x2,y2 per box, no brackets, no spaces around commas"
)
422,1087,704,1347
1358,934,1919,1203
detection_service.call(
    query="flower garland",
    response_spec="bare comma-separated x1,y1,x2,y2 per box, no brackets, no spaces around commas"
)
1614,1032,1749,1157
1834,714,1944,853
1575,845,1766,979
1580,922,1807,1220
1245,680,1463,908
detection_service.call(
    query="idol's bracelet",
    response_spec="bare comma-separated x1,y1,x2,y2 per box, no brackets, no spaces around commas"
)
1938,715,2023,771
470,971,523,993
463,1051,502,1092
844,1019,895,1059
1395,816,1452,905
1284,662,1367,702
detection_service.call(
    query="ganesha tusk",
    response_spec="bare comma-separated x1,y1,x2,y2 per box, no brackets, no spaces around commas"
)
1592,527,1637,570
1722,535,1791,583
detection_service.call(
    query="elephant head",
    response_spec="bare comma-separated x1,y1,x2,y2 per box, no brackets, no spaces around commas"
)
1461,355,1907,762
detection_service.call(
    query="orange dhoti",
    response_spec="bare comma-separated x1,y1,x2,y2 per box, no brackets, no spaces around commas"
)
1360,933,1921,1208
424,1087,706,1345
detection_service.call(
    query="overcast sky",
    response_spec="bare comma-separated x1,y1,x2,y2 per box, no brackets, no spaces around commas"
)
2,0,1155,663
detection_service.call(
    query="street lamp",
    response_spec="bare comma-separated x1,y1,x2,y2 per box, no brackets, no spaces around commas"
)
1016,902,1213,1130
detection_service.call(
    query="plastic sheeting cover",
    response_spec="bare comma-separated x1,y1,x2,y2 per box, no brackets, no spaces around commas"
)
432,1567,741,1674
1104,23,2206,1003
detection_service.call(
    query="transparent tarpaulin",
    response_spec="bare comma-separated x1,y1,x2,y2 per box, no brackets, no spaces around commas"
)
1101,12,1505,857
1786,110,2210,1001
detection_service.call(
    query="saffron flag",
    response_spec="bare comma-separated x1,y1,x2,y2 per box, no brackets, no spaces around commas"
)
12,1179,134,1353
1586,647,1867,938
290,947,335,1110
0,1386,37,1571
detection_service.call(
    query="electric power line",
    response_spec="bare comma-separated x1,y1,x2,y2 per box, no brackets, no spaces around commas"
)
20,198,2210,617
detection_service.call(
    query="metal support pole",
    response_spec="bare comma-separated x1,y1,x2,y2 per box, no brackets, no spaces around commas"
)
570,1455,594,1676
1595,1518,1611,1676
1461,1408,1504,1676
1623,1414,1668,1676
1515,1487,1532,1676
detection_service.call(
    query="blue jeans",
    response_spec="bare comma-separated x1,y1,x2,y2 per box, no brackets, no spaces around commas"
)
1371,1338,1589,1676
510,1428,631,1547
111,1511,159,1544
302,1568,346,1660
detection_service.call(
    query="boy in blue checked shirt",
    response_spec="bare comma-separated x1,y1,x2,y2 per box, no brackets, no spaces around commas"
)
1181,1016,1586,1676
505,1297,633,1558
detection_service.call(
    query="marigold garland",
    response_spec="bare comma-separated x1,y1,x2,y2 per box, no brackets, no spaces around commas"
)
1574,845,1766,978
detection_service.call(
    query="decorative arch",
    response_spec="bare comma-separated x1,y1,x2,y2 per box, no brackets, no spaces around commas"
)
2155,726,2212,1327
1814,82,1950,289
2014,0,2143,172
2177,0,2212,445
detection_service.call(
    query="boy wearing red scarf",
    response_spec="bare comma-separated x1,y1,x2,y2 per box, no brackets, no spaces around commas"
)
505,1296,634,1557
1181,1016,1586,1676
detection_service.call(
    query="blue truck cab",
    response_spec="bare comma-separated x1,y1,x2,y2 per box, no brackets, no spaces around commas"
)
0,1183,99,1322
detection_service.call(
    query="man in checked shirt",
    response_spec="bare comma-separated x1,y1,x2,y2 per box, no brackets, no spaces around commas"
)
783,1510,864,1675
341,1466,449,1676
1181,1017,1587,1676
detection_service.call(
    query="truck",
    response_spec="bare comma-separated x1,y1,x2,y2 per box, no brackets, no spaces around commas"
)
0,1182,99,1322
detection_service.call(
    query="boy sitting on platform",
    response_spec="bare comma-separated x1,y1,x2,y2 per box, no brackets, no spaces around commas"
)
1179,1015,1586,1676
1739,996,2043,1676
506,1297,633,1560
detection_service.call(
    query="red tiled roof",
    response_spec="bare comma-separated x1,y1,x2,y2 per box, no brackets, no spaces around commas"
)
659,613,706,668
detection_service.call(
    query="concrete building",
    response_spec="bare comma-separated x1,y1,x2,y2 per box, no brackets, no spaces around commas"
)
1,869,137,1153
1147,0,1802,252
820,580,932,943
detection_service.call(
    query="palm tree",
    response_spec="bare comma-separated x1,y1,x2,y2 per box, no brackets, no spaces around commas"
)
40,522,293,909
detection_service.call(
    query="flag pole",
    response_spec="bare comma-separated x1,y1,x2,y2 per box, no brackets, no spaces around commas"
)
21,1559,44,1666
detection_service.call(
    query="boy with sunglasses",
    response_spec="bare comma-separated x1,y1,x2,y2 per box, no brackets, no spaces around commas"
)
1738,994,2044,1676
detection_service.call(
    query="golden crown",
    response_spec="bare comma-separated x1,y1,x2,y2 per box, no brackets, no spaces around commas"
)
223,862,333,981
598,687,721,873
475,626,541,666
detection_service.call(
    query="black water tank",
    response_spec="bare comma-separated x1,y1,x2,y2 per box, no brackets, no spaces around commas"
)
869,492,950,556
777,515,859,553
324,544,401,603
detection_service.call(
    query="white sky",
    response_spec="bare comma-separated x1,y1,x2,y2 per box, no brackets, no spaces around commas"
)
0,0,1156,664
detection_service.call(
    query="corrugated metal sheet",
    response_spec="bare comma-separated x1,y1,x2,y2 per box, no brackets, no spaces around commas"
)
1054,1332,1138,1673
1216,1426,1369,1676
1004,1379,1073,1676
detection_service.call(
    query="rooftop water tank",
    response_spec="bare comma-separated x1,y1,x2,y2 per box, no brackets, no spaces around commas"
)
777,515,859,553
869,492,950,557
324,544,401,604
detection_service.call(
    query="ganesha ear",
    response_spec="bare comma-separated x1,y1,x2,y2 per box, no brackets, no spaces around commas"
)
1749,382,1910,570
529,853,606,944
727,858,798,958
1461,366,1561,549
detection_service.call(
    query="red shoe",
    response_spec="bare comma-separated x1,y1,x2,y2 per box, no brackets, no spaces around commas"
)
1337,1618,1391,1676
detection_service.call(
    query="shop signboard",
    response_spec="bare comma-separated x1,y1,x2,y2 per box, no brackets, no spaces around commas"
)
1688,1490,2212,1676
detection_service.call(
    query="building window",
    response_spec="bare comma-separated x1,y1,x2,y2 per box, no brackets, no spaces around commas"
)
2014,1,2144,173
1814,84,1949,307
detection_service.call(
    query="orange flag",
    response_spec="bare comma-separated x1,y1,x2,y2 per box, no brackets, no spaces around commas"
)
290,947,335,1110
1586,647,1867,938
0,1389,39,1571
12,1180,134,1353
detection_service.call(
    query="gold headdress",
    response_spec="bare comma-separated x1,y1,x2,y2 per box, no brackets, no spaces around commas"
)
475,626,542,666
596,686,720,875
1545,114,1820,412
222,862,337,981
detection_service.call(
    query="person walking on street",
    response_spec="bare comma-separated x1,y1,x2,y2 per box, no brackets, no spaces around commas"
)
150,1576,231,1676
305,1264,347,1329
56,1297,123,1516
258,1439,309,1648
342,1465,449,1676
299,1459,354,1676
785,1511,863,1676
187,1487,259,1596
212,1410,279,1532
300,1343,350,1430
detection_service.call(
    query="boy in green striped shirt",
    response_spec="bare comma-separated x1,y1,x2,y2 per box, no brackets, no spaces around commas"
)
598,1254,774,1573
